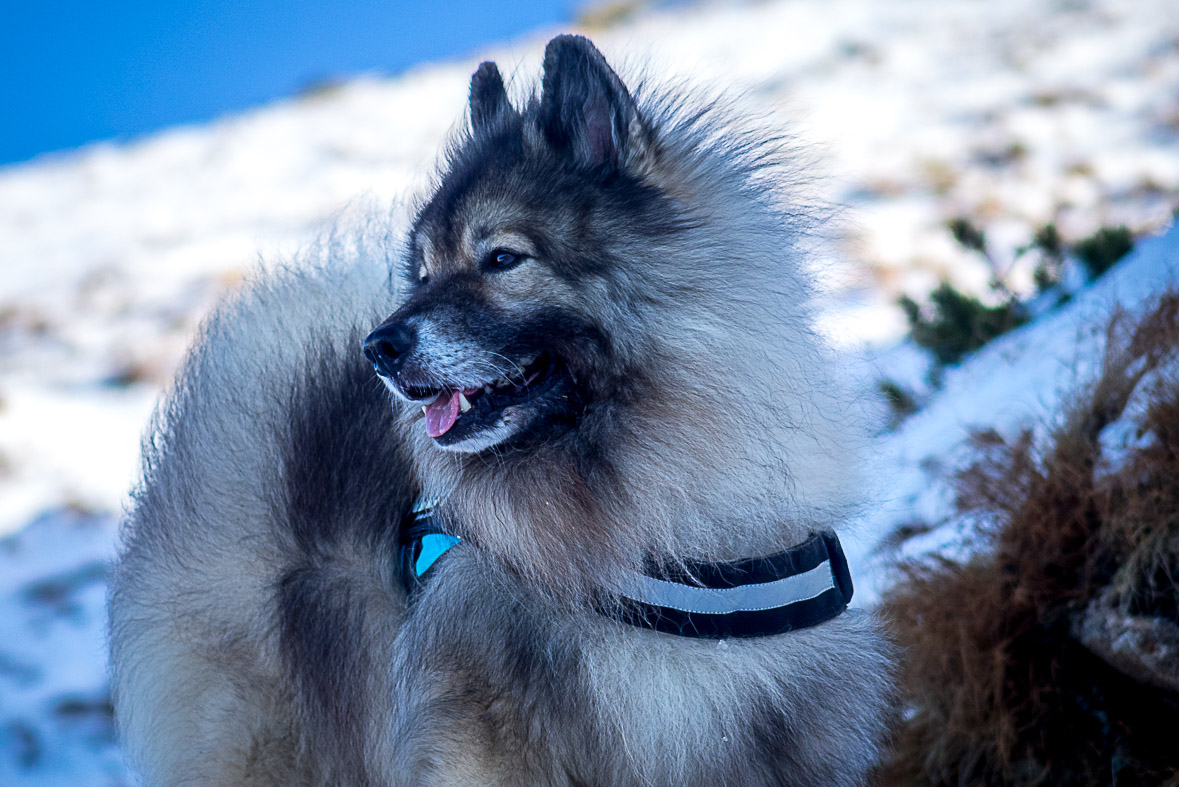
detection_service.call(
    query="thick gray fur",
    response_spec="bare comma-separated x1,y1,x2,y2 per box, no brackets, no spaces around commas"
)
109,35,894,786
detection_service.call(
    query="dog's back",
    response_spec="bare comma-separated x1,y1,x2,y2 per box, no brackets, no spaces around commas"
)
108,232,415,783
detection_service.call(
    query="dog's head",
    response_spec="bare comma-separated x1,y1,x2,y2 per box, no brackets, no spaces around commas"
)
365,35,683,455
363,36,866,590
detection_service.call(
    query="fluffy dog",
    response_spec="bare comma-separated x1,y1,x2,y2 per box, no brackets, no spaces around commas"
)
109,34,893,785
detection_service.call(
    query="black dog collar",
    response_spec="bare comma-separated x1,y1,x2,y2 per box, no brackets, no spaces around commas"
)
399,498,852,639
606,531,853,638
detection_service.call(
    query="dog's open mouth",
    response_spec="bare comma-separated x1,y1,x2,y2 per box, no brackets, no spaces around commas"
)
403,351,562,443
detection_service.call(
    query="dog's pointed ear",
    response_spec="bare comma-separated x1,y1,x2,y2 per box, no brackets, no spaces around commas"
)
537,35,644,168
470,61,510,134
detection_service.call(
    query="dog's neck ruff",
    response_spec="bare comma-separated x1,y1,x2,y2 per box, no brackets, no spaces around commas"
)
399,497,853,639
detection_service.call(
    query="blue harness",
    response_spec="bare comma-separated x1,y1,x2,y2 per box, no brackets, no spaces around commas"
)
398,497,852,639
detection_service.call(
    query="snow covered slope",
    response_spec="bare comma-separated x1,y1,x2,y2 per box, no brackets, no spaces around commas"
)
0,511,124,785
850,221,1179,604
2,0,1178,781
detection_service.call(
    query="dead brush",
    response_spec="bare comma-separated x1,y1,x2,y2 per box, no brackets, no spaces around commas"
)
878,293,1179,786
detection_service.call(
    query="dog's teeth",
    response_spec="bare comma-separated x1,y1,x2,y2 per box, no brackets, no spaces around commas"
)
484,384,493,394
458,393,471,413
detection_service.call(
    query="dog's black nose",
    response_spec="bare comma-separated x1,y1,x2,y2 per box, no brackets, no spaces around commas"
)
363,322,416,377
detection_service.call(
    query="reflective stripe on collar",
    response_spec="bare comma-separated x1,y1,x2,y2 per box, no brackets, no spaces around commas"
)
618,560,836,615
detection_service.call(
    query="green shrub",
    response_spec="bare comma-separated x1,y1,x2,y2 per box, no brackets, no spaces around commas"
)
879,379,919,430
1029,223,1064,292
899,283,1028,367
1074,225,1133,278
947,217,987,255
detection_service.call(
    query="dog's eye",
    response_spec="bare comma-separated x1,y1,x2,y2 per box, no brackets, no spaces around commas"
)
484,249,525,272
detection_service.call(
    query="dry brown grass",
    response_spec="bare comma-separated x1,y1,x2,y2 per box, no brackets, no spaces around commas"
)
879,293,1179,786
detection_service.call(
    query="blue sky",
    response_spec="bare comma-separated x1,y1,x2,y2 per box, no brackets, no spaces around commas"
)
1,1,575,166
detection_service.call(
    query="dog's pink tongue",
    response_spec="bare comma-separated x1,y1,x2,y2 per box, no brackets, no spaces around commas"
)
424,391,460,438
